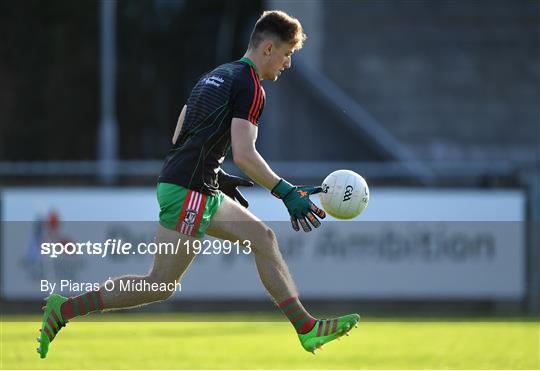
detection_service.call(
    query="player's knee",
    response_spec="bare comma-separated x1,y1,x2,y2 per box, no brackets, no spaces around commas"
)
266,228,277,247
253,226,277,252
154,287,176,301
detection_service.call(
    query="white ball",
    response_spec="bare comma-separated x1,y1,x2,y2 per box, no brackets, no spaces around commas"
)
319,170,369,219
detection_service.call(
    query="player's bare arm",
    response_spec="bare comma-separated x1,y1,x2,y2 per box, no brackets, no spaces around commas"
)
230,117,280,189
230,117,326,232
172,105,187,145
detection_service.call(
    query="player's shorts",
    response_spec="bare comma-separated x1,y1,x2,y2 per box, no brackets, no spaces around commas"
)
157,182,224,238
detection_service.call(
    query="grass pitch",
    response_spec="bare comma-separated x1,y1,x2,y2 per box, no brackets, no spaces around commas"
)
1,314,538,369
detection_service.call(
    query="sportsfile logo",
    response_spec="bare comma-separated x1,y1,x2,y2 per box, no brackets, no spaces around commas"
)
343,185,353,201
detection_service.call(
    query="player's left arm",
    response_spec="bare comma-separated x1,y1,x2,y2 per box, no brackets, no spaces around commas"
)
230,118,280,190
172,105,187,145
231,118,325,232
228,72,325,231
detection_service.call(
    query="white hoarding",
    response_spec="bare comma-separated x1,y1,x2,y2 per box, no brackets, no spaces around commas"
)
0,187,525,300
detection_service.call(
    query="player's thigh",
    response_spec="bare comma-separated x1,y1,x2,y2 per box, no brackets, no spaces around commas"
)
206,195,276,250
149,224,197,283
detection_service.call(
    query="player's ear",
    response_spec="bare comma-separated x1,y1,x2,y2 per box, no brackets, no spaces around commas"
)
262,40,273,57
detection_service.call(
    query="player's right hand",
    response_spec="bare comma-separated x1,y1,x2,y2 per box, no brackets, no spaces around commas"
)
271,179,326,232
217,169,254,208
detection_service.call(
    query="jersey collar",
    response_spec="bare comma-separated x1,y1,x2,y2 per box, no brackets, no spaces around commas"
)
239,57,261,78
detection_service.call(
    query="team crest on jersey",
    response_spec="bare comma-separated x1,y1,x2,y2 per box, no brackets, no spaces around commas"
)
183,209,197,226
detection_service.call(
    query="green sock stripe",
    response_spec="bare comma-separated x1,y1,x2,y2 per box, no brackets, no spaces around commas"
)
287,308,306,321
81,294,91,314
71,298,80,317
280,301,299,314
294,315,310,330
90,291,100,311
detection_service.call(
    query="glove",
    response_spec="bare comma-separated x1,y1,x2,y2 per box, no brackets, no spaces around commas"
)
217,169,254,208
271,178,326,232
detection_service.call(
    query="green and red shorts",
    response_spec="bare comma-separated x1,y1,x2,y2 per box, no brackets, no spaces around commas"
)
157,182,224,237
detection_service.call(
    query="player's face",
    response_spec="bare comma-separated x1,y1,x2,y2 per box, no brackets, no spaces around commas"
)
263,42,294,81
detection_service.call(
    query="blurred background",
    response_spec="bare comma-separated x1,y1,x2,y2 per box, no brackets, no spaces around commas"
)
0,0,539,318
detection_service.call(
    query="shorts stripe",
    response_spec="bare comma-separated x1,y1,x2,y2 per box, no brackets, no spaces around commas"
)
191,192,202,235
188,191,199,233
159,183,223,238
180,192,193,234
183,191,199,235
177,190,208,237
181,192,192,234
187,192,202,236
191,194,207,236
176,190,193,232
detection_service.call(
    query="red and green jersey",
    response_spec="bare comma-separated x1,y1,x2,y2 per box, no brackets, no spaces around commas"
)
158,57,265,195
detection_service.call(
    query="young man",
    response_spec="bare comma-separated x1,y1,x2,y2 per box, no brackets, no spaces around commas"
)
38,10,359,358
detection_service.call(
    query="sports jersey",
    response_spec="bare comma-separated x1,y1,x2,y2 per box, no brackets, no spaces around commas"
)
158,57,265,195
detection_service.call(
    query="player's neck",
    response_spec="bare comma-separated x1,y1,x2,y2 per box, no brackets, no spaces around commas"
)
242,52,263,80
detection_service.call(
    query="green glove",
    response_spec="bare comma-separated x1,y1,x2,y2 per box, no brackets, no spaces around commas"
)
271,179,326,232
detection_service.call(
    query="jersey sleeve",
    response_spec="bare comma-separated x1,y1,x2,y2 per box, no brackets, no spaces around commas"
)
231,68,264,126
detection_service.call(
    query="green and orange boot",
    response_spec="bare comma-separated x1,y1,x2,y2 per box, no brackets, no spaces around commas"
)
37,294,69,359
298,314,360,354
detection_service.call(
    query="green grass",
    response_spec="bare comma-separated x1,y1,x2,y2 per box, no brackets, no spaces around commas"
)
1,315,538,369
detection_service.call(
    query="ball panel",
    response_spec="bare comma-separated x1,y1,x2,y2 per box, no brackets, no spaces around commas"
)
336,173,352,217
318,169,369,219
319,170,338,216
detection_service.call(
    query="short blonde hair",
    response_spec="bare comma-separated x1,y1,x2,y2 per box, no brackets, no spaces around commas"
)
248,10,306,50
